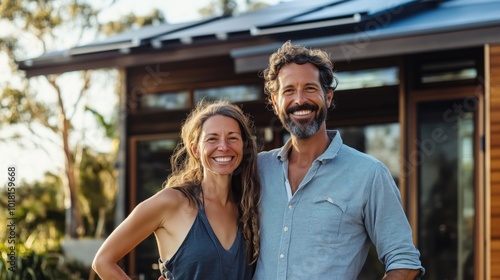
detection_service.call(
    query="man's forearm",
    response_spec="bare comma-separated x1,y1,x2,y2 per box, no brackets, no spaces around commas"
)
382,269,421,280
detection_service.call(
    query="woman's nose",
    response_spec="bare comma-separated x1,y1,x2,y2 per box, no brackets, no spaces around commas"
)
218,140,228,151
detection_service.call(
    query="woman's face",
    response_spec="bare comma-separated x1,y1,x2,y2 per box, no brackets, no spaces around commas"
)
193,115,244,177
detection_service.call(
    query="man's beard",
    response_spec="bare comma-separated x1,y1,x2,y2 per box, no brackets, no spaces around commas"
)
280,103,327,139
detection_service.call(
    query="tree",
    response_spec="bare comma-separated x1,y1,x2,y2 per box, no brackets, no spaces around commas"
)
0,173,65,253
198,0,271,17
0,0,165,238
81,106,119,238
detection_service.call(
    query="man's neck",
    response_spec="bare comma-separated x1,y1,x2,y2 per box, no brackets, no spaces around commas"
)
289,127,331,166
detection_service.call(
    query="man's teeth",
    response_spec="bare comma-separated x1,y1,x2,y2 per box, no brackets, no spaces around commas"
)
293,110,312,116
214,157,232,162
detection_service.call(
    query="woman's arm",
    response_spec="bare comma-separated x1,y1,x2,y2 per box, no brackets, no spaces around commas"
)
92,189,178,280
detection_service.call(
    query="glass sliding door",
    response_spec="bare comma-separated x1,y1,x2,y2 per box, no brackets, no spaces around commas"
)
129,135,180,280
416,99,476,280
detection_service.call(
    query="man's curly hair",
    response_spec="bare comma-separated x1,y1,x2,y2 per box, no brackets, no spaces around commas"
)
261,40,337,109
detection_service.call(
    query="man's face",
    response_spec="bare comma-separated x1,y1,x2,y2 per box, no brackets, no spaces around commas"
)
272,63,333,139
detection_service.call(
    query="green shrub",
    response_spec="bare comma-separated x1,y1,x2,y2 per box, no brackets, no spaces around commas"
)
0,243,90,280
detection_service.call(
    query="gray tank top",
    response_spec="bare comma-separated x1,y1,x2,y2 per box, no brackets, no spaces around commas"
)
158,203,253,280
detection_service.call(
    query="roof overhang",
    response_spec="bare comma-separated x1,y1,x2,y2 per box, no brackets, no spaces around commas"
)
16,0,500,77
17,38,276,77
232,22,500,73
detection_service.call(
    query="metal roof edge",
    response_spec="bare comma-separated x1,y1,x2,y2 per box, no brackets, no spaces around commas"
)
68,40,141,56
250,13,362,36
150,16,227,46
233,17,500,59
233,23,500,73
250,0,429,37
21,17,225,64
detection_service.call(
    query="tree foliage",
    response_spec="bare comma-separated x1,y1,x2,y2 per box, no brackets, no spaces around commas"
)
0,0,269,245
100,9,165,36
0,0,165,239
0,174,65,253
198,0,271,17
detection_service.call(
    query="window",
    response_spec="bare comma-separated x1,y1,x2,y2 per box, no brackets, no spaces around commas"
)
420,60,477,84
335,67,399,91
139,91,190,111
194,84,261,103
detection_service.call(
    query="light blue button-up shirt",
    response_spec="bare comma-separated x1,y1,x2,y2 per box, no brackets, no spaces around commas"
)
254,131,423,280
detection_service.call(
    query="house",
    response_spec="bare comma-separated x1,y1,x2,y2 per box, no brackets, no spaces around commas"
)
18,0,500,279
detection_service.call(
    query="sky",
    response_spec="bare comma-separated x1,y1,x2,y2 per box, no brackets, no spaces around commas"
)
98,0,281,24
0,0,281,187
99,0,219,23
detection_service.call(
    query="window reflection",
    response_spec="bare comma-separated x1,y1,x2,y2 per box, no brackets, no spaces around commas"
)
194,84,261,103
417,100,475,280
420,60,478,84
335,67,399,91
134,137,180,279
140,91,190,111
336,123,400,177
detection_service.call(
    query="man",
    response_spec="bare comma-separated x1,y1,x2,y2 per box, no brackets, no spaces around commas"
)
253,41,424,279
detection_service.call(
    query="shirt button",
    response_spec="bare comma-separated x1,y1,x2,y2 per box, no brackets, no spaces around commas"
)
280,254,285,259
288,204,293,209
284,227,289,232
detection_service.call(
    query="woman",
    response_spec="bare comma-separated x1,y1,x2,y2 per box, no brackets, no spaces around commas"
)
92,100,261,279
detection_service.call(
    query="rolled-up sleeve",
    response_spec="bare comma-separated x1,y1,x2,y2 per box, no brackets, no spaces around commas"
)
364,163,425,274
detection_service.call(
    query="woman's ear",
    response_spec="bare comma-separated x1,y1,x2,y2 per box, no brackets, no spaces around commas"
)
190,142,199,158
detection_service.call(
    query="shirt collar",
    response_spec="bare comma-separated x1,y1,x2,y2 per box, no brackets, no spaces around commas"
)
276,130,343,162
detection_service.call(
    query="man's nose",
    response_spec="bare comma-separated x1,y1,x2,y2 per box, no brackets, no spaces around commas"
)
294,89,307,105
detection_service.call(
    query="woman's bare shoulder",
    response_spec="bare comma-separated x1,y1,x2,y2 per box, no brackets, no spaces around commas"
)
149,187,190,209
130,187,197,230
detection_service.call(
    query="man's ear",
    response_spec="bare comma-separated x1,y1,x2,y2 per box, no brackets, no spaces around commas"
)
271,94,279,115
326,89,334,109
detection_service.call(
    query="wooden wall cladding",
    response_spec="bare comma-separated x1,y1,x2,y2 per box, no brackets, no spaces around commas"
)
126,55,259,93
490,44,500,279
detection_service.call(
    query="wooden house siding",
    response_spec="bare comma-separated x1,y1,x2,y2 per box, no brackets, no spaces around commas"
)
490,44,500,279
124,55,271,136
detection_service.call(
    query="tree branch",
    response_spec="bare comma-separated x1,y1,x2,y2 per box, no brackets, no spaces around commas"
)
68,70,92,121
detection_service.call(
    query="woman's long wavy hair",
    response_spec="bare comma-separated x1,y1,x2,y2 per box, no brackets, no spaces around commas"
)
163,100,261,265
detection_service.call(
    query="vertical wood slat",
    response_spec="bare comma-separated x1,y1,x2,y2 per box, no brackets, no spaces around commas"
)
493,240,500,278
490,44,500,279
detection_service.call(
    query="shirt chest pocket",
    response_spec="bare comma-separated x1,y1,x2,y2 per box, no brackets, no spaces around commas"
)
306,197,348,243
